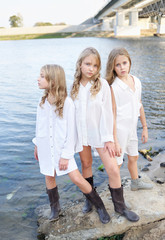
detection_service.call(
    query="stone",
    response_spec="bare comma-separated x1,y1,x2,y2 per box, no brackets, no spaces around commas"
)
141,167,149,172
37,175,165,240
160,162,165,168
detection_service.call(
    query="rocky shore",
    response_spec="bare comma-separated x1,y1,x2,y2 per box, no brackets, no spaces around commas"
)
36,151,165,240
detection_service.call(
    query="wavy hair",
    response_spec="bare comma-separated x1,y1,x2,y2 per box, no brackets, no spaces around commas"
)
105,47,131,85
40,64,67,118
71,47,101,100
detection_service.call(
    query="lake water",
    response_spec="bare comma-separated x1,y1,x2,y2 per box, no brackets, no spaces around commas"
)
0,37,165,240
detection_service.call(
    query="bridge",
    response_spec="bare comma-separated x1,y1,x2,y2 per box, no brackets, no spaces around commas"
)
94,0,165,36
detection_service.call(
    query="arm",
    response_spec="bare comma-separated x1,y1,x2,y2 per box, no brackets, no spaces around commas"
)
111,87,122,157
140,102,148,143
34,145,39,161
101,81,115,157
61,99,76,159
100,80,114,143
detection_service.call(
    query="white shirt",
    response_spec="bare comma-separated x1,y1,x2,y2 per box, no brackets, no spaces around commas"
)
112,75,142,140
74,78,114,152
33,96,78,176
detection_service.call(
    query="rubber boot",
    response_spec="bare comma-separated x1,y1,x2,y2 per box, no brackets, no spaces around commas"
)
131,178,153,191
84,188,110,224
109,185,139,222
47,186,61,221
82,176,93,214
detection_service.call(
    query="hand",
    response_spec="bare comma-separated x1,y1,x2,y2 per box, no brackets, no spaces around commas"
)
34,145,39,161
59,158,69,171
115,142,122,157
104,141,115,158
141,127,148,143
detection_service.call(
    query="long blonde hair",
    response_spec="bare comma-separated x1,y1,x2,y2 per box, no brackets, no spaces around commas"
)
105,47,131,85
71,47,101,100
40,64,67,118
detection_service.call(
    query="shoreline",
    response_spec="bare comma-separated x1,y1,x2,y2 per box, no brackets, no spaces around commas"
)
0,29,161,41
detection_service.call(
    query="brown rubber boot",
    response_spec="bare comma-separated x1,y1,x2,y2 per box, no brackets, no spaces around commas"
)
84,188,110,224
47,186,61,221
108,185,139,222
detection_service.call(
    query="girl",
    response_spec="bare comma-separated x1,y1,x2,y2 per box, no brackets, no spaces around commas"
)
105,47,153,191
33,64,111,224
71,47,139,222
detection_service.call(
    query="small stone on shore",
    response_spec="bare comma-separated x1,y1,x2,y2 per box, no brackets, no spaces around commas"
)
160,162,165,168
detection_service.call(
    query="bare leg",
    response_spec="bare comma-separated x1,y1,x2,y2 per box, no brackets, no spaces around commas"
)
79,146,93,178
127,155,138,179
69,169,110,224
68,169,92,193
96,148,121,188
45,171,56,189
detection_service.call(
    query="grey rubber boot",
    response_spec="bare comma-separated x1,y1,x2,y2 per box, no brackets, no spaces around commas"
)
109,185,139,222
131,178,153,191
47,186,61,221
84,188,110,224
82,176,93,213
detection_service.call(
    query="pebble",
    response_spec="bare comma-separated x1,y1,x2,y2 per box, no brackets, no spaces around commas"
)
141,167,150,172
145,163,152,167
156,178,165,184
160,162,165,168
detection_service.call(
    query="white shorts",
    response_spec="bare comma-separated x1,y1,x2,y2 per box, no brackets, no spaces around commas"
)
116,139,139,165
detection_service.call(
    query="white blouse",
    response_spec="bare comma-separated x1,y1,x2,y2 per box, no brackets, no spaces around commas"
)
73,78,114,152
33,96,78,177
111,75,142,140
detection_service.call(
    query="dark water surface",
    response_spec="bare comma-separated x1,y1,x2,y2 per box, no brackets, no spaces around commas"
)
0,37,165,240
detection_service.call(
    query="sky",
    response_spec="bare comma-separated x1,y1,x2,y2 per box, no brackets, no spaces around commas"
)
0,0,109,28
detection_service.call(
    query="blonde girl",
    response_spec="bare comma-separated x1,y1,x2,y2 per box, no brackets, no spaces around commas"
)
33,64,110,224
105,47,153,191
71,47,139,222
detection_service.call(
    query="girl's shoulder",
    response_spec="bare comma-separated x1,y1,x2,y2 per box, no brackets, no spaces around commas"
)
64,96,74,108
100,77,109,87
131,75,142,86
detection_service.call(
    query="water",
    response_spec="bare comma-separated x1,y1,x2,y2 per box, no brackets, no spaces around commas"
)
0,37,165,240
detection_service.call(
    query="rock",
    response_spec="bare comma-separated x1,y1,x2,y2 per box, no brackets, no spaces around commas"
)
145,163,151,167
123,219,165,240
36,175,165,240
141,167,149,172
160,162,165,168
156,178,165,184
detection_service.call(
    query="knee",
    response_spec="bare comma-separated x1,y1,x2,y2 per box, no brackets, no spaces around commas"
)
81,160,92,169
108,166,120,179
71,173,82,186
46,175,55,182
128,156,138,164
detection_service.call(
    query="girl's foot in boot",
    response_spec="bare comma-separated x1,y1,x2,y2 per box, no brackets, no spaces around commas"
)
84,188,110,224
109,185,139,222
82,176,93,214
47,186,61,221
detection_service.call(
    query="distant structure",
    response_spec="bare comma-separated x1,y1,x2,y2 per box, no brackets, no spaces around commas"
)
93,0,165,36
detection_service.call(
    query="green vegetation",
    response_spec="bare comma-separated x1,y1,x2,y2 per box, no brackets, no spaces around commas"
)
98,163,104,171
0,32,73,41
0,31,113,41
34,22,53,26
9,13,23,27
98,233,125,240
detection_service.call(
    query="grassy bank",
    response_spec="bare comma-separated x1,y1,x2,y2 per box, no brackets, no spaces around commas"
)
0,31,114,41
0,32,73,41
0,29,157,41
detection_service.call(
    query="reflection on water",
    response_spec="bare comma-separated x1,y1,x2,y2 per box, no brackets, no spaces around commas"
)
0,37,165,239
